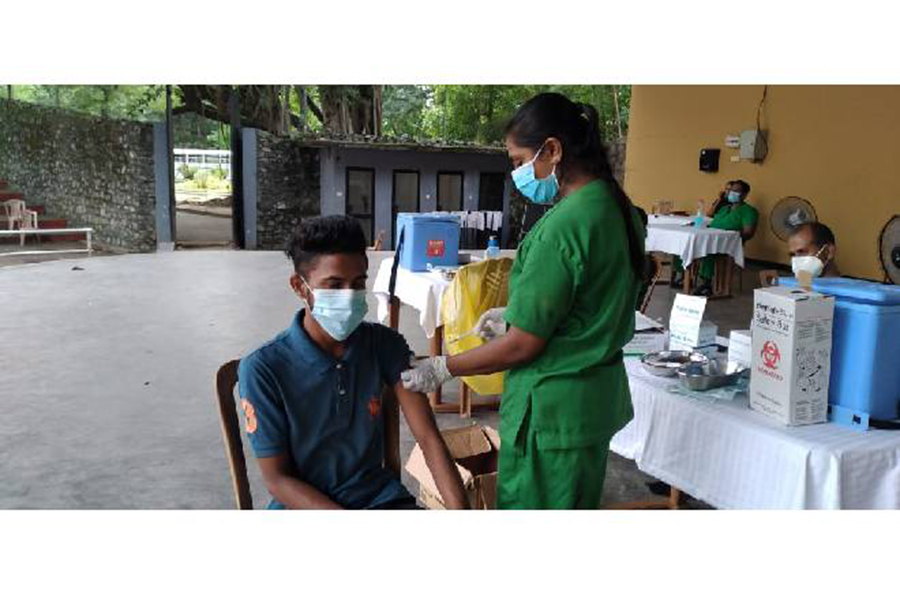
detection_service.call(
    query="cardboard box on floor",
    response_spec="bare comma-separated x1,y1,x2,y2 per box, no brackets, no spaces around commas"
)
749,286,835,426
405,424,500,509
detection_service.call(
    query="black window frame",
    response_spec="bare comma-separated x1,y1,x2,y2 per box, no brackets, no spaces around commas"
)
478,171,506,212
391,169,420,249
345,166,376,244
436,170,464,212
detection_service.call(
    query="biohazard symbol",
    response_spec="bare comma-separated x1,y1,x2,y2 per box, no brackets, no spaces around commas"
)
240,399,258,434
761,341,781,370
368,397,382,418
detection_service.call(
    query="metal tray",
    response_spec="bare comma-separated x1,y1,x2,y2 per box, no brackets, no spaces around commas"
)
641,351,709,378
677,358,749,391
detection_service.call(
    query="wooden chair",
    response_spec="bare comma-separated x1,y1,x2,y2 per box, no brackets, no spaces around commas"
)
214,359,401,510
639,254,665,314
759,269,779,287
368,230,386,252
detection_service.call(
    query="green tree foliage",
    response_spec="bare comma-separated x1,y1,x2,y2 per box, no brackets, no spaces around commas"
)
382,85,433,138
424,85,630,144
5,84,631,147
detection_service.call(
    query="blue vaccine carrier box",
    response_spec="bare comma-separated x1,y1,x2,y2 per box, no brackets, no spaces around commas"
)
395,213,461,272
780,277,900,427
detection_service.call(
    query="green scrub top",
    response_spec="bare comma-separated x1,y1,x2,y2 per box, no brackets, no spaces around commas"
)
709,201,759,232
501,179,645,451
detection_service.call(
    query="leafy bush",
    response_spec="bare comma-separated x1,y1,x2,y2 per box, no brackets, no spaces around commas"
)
211,166,228,180
178,164,197,180
193,170,211,189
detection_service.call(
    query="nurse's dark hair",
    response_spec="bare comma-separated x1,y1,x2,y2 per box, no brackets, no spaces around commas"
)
284,215,368,275
505,92,644,277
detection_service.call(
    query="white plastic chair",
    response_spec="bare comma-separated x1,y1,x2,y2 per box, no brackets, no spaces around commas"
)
3,200,39,246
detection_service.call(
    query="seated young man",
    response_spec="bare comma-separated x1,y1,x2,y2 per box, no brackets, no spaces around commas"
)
787,221,840,278
238,216,468,509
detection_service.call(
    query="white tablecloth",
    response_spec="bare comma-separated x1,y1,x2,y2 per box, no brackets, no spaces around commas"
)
372,251,517,338
645,223,744,268
372,257,452,338
611,358,900,509
648,214,708,227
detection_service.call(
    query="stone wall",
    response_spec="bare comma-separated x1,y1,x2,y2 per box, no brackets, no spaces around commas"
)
0,99,157,252
255,131,321,250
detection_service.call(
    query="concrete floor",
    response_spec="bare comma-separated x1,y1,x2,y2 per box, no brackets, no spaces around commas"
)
1,250,762,508
175,209,232,245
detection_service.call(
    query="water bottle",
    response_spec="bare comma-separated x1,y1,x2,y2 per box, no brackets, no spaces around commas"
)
486,236,500,259
692,200,705,228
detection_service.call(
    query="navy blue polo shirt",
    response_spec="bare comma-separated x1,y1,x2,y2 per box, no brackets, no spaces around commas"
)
238,310,414,509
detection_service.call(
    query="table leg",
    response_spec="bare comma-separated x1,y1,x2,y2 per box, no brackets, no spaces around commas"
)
429,326,443,409
604,485,685,510
459,381,471,418
389,296,400,330
683,263,693,294
668,486,682,510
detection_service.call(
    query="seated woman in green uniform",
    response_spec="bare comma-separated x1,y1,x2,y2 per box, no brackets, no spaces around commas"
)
401,92,646,509
696,179,759,294
674,179,759,294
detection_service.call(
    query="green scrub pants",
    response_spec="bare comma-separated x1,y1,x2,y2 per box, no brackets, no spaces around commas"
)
496,419,612,510
672,255,716,282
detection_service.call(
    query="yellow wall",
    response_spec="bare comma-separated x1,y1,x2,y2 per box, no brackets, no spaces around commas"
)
624,85,900,280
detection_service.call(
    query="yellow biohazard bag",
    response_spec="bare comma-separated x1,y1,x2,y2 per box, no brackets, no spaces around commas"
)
440,257,513,395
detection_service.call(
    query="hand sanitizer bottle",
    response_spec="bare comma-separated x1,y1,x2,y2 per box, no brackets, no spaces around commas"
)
486,236,500,259
693,201,705,228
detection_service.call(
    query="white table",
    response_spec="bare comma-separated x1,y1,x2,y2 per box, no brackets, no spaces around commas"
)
611,358,900,509
645,222,743,296
648,214,707,227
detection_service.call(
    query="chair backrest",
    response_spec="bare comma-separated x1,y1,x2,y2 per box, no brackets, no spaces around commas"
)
759,269,779,288
215,360,253,509
4,199,26,219
215,359,401,510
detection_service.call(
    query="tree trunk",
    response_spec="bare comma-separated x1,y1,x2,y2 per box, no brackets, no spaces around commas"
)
299,85,307,132
612,85,623,140
282,85,290,135
100,86,113,119
7,85,12,100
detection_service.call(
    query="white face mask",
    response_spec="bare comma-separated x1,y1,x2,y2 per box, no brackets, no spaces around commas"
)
791,246,828,278
792,256,824,278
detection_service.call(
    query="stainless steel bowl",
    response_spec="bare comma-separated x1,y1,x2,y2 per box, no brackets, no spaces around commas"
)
641,351,710,378
677,358,749,391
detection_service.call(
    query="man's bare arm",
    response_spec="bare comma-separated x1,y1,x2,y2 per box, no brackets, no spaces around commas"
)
257,454,343,509
394,383,469,509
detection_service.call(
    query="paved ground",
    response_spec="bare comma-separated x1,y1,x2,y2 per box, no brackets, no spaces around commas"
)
175,209,232,245
1,250,763,509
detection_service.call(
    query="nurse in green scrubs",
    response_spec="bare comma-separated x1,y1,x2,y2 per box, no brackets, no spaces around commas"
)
400,93,646,509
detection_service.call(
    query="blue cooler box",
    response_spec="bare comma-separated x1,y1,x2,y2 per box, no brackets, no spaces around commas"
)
396,213,460,272
780,277,900,423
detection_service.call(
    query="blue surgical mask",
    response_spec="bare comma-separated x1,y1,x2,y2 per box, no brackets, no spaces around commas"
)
511,143,559,204
727,191,742,203
300,277,368,342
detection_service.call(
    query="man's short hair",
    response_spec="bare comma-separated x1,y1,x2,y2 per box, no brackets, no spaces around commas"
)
732,179,751,196
790,221,836,248
284,215,368,274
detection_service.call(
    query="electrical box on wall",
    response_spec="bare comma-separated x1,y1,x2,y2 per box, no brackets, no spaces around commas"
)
740,130,768,162
699,148,720,172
